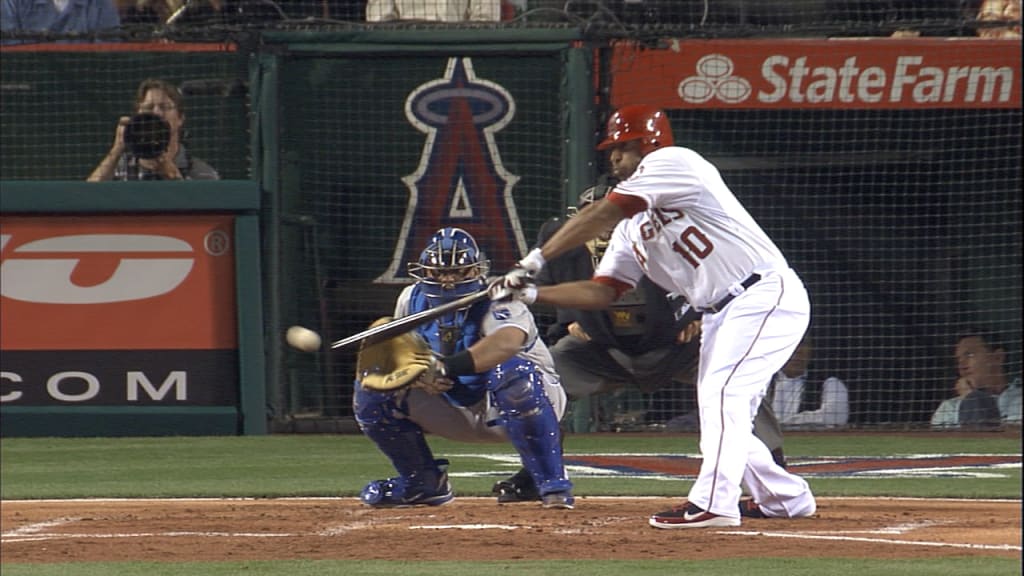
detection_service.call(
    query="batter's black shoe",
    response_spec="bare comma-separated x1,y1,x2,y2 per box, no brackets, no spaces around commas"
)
492,467,541,503
649,502,741,529
739,497,768,518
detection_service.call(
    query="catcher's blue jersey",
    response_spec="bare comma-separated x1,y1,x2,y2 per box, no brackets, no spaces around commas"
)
406,283,491,407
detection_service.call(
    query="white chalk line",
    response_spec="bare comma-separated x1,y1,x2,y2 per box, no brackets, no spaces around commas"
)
3,531,300,543
410,524,522,531
2,497,1019,552
3,496,1020,504
799,520,944,534
1,516,79,537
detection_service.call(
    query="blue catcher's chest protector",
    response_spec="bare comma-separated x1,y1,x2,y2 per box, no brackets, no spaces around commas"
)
408,283,490,407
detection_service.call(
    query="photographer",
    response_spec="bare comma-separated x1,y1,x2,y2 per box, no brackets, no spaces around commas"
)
87,78,219,181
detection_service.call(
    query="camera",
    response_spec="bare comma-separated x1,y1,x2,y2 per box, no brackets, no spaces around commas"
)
123,112,171,160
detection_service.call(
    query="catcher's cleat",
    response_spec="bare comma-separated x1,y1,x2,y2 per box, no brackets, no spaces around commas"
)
540,491,575,510
739,497,768,518
648,502,741,529
492,468,541,503
360,463,454,508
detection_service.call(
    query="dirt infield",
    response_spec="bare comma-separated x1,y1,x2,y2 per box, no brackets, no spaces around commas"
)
2,497,1020,563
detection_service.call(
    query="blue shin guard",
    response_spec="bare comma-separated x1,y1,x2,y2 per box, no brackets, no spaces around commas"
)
353,383,452,507
489,361,573,503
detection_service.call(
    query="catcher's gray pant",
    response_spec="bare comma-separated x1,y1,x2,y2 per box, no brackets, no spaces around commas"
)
401,375,567,443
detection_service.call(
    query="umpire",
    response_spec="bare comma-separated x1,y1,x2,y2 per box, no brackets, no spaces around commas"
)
493,178,786,503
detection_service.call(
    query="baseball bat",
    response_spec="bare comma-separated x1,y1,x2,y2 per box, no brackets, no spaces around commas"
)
329,289,491,351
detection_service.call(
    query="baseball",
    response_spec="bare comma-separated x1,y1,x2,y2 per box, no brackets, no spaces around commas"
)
286,325,322,352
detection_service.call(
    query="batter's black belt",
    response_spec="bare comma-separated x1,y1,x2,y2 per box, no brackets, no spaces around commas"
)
698,274,762,313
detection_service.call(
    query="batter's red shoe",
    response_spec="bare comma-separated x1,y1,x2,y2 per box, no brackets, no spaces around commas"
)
649,502,741,529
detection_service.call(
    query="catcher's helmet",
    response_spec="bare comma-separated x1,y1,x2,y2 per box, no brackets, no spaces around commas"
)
409,227,490,301
596,105,674,156
567,174,616,218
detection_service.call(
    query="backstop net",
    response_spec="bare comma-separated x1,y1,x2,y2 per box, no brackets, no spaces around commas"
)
600,38,1021,430
1,1,1019,433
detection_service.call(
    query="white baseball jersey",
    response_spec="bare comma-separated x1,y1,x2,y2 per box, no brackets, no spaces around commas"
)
595,146,786,310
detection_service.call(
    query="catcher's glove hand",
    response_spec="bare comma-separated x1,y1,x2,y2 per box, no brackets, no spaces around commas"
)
356,317,442,392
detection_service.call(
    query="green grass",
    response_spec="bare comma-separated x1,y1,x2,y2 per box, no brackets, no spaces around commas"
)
2,433,1020,575
0,559,1020,576
1,433,1020,500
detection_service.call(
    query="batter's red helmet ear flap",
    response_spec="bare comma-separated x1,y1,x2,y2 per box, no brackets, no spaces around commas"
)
597,105,674,156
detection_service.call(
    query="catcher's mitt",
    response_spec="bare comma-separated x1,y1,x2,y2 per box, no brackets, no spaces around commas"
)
356,317,440,392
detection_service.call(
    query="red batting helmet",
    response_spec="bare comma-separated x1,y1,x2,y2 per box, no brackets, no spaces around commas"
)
597,105,674,156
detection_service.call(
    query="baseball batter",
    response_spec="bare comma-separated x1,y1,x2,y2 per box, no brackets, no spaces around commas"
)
493,105,816,528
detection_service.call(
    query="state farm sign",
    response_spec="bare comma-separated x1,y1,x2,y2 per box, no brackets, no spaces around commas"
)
612,39,1021,109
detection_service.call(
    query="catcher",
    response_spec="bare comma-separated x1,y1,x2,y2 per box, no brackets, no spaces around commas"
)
353,227,574,509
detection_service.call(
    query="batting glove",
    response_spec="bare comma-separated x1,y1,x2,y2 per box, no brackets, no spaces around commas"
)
498,247,546,292
487,277,512,301
488,277,538,304
512,283,538,305
517,247,546,276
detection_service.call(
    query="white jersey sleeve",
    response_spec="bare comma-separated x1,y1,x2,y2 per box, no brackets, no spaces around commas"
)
481,299,558,379
608,146,787,308
594,219,646,286
481,299,538,348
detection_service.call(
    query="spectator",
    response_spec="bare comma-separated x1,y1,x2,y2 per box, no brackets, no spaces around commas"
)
769,338,849,429
976,0,1021,38
88,78,219,181
1,0,119,40
930,372,977,428
366,0,499,21
932,329,1022,428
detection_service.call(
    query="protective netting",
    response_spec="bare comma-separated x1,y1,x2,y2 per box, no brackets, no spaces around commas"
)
3,0,1020,40
1,1,1020,433
598,39,1021,431
0,45,251,180
275,52,567,418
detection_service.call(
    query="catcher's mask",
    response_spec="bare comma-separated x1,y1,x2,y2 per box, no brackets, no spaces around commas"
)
408,227,490,301
568,175,616,259
596,105,674,156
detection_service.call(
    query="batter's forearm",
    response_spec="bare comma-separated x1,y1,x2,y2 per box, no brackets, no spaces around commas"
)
536,280,616,310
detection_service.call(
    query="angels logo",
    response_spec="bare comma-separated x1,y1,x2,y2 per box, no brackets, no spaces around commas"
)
377,57,527,283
